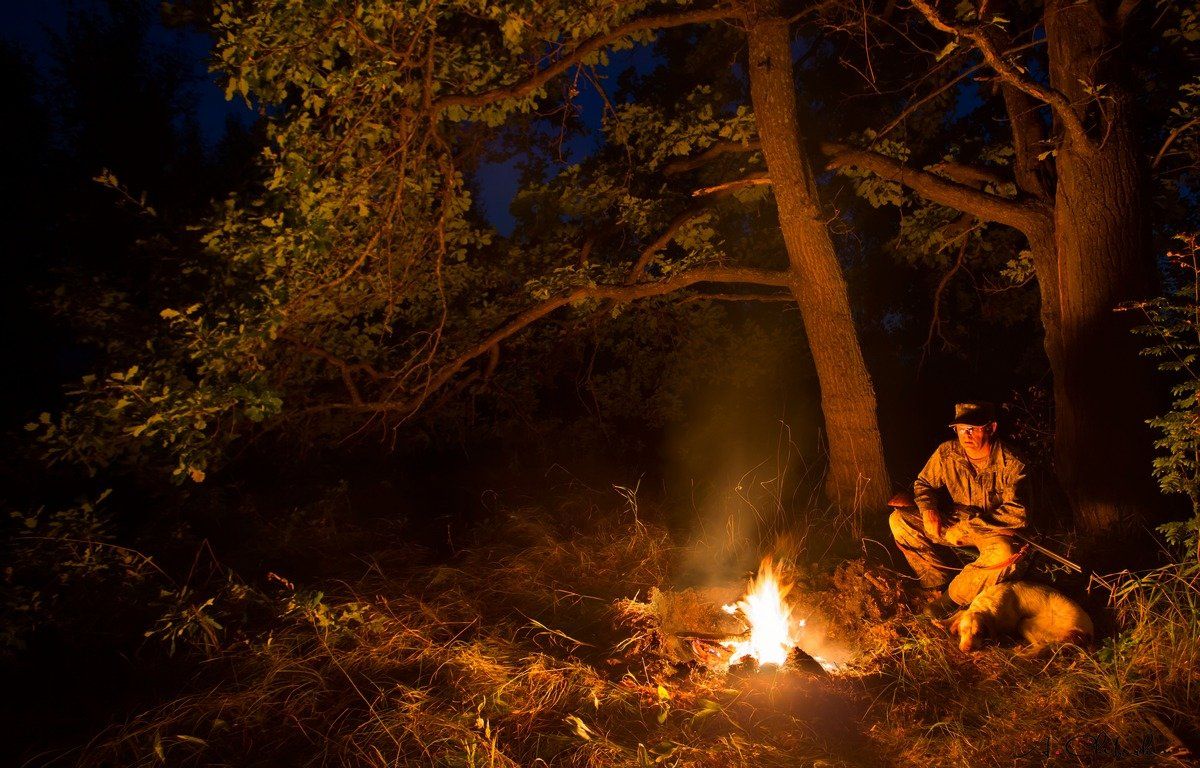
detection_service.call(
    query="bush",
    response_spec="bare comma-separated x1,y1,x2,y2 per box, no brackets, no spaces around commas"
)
1125,232,1200,560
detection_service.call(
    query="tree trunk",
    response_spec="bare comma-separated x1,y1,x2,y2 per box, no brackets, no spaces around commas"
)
746,12,891,514
997,83,1075,513
1044,0,1158,533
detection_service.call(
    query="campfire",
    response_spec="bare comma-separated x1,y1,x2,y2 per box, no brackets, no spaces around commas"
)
721,556,796,666
643,555,846,674
717,556,840,673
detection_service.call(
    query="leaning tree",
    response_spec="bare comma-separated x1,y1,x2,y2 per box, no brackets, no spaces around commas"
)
40,1,900,511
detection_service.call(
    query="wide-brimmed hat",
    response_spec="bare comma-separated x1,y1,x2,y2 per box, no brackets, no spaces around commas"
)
949,401,996,427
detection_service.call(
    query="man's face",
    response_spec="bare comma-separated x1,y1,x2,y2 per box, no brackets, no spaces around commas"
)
953,422,995,453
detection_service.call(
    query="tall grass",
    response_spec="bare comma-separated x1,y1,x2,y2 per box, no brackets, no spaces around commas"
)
35,488,1200,768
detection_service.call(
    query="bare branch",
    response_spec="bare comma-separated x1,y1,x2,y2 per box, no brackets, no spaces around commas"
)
627,206,711,282
662,140,762,175
786,0,844,24
1152,117,1200,171
820,141,1050,233
281,335,382,406
919,235,971,373
681,291,792,303
431,7,738,112
302,266,794,416
691,172,772,197
873,37,1045,142
926,160,1010,187
874,59,986,140
907,0,1089,144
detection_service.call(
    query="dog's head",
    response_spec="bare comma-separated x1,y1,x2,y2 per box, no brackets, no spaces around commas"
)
947,610,989,652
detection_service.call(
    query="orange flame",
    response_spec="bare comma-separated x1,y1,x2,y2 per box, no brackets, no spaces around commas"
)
721,556,796,667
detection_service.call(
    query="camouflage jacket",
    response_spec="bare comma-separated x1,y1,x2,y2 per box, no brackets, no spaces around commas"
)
913,439,1028,530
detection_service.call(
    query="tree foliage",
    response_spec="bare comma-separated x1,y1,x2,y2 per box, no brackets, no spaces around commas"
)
31,1,816,483
1126,234,1200,550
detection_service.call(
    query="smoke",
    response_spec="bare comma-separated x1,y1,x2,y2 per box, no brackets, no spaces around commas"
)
655,305,824,587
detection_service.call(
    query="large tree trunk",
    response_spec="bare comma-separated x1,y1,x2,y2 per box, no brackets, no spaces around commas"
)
746,11,891,515
998,83,1074,515
839,0,1160,533
1044,0,1158,533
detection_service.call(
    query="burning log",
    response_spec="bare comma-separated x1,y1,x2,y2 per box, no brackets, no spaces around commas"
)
648,585,744,664
646,557,842,675
788,646,833,678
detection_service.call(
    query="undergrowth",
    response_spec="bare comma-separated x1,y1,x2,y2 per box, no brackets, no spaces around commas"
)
11,486,1200,768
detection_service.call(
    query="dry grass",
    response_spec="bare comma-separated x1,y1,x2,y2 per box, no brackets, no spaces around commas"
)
43,489,1200,768
851,561,1200,767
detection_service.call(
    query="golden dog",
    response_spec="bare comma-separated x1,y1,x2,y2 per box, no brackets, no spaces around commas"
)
946,581,1093,653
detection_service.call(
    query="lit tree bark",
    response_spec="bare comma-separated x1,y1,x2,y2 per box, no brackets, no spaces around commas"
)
746,8,892,514
823,0,1159,534
1042,0,1157,532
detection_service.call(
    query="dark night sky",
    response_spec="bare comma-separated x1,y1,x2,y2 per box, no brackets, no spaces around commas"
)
477,44,663,234
2,1,666,236
3,0,254,148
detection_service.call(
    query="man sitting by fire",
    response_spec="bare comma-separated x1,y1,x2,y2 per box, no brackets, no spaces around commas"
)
889,401,1031,618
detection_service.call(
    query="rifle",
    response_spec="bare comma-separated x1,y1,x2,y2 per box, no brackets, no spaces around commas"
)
1005,530,1083,574
887,492,1083,574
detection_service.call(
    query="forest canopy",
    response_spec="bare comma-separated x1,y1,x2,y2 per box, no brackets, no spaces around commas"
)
23,0,1196,530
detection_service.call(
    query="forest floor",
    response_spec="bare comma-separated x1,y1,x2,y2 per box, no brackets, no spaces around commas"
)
9,479,1200,768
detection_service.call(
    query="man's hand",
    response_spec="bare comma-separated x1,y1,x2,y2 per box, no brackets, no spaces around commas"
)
921,508,943,540
942,521,968,546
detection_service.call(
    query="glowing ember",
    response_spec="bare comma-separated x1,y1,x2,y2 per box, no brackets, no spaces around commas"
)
721,556,796,667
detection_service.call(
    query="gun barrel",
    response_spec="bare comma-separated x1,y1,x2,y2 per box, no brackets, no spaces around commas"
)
1013,532,1083,574
887,500,1084,574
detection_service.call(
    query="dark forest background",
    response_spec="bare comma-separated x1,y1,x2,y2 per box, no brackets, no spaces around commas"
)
1,0,1089,506
2,0,1199,765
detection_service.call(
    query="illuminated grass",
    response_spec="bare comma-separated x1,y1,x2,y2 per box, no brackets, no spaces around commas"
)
64,491,1198,768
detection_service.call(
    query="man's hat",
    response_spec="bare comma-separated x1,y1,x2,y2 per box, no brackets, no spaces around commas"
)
949,401,996,427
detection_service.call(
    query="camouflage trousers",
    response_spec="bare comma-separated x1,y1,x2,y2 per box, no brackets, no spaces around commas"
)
888,508,1028,606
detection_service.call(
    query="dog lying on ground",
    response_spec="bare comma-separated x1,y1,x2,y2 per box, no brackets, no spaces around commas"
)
946,581,1093,654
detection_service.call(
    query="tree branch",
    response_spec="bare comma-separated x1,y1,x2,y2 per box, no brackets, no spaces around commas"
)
872,37,1045,142
691,172,772,196
303,266,794,416
820,141,1050,233
431,7,738,112
919,234,971,374
926,160,1010,187
681,291,792,303
1152,117,1200,171
281,335,382,406
1000,82,1055,201
908,0,1089,145
663,140,763,175
1113,0,1143,31
627,205,711,282
874,59,986,140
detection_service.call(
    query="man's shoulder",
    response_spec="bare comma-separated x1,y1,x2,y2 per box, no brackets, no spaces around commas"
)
918,440,961,471
993,440,1028,470
932,440,960,459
